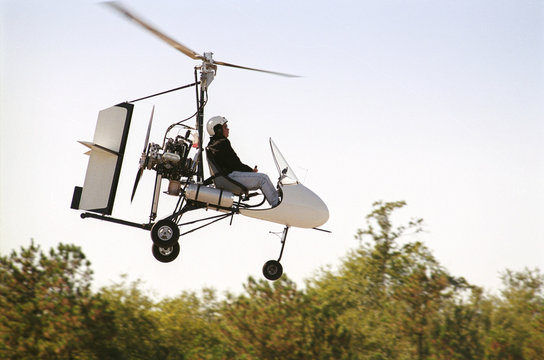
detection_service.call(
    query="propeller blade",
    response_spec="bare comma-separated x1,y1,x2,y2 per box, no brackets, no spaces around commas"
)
132,106,155,202
131,168,143,202
104,1,203,60
143,105,155,152
214,60,300,78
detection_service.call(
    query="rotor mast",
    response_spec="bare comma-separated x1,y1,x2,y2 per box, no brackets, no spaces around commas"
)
195,52,217,181
196,88,205,181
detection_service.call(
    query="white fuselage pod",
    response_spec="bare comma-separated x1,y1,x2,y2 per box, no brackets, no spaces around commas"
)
239,182,329,228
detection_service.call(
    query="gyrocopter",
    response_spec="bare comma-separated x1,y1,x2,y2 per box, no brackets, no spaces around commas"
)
71,2,329,281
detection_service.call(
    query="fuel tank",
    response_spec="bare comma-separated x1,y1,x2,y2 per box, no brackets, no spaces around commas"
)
185,184,234,208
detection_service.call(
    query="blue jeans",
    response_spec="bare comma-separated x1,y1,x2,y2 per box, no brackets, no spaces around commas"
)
229,171,279,206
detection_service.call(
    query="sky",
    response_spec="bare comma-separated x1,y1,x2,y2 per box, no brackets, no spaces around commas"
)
1,0,543,298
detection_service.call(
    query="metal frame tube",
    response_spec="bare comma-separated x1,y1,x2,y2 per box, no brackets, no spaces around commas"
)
150,174,162,221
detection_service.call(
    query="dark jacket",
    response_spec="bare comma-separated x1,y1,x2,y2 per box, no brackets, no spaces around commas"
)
207,135,253,174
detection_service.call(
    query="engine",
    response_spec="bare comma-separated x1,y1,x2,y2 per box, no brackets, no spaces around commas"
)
143,133,195,182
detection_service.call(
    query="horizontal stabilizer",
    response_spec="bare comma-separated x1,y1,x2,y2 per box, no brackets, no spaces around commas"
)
78,141,120,156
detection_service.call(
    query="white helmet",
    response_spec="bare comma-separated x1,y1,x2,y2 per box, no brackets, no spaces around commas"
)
206,116,228,136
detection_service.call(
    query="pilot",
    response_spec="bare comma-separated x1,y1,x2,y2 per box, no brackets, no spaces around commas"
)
206,116,279,207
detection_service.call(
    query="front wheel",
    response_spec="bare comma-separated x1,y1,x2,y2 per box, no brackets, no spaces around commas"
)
152,243,180,263
262,260,283,281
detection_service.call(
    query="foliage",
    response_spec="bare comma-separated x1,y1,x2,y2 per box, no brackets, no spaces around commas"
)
2,202,542,359
0,240,117,359
485,269,544,359
219,276,306,359
308,201,468,359
154,288,227,359
99,277,162,360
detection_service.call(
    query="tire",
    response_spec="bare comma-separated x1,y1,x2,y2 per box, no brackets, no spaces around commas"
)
150,219,179,247
152,242,180,263
262,260,283,281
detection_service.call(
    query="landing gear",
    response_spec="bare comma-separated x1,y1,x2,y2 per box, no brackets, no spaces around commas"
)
263,260,283,280
150,218,181,263
262,226,289,281
151,219,179,247
152,242,180,263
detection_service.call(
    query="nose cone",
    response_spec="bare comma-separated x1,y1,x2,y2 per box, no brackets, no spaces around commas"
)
281,183,329,228
239,183,329,229
303,186,329,227
316,199,329,227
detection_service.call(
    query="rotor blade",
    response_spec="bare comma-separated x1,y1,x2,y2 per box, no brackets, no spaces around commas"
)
143,105,154,152
131,168,144,202
214,60,300,78
104,1,203,60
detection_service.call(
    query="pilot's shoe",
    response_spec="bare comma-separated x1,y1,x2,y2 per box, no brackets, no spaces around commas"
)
277,188,283,201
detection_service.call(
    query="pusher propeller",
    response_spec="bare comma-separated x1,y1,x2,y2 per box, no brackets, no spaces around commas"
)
131,105,155,202
104,1,299,78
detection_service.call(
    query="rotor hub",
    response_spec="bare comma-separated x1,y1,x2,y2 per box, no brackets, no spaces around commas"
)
200,52,217,90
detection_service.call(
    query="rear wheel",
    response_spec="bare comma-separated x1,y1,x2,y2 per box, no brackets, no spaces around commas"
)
262,260,283,281
152,243,180,263
151,219,179,248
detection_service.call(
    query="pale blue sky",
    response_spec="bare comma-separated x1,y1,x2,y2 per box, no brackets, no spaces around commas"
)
1,0,543,297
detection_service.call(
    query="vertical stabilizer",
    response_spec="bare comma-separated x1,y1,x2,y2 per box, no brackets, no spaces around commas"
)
71,103,133,215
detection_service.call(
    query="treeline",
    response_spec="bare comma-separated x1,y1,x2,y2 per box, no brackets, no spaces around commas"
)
1,201,543,359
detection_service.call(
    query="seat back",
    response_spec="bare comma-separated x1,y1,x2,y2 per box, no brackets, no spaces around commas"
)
205,149,248,196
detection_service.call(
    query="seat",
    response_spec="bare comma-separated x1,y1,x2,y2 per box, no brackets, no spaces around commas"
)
205,148,249,197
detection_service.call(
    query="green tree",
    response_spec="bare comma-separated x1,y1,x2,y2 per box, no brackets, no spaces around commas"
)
389,242,471,360
153,288,227,359
99,277,163,360
309,201,470,359
300,282,352,359
0,240,117,359
430,285,491,360
485,268,544,360
219,276,309,359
